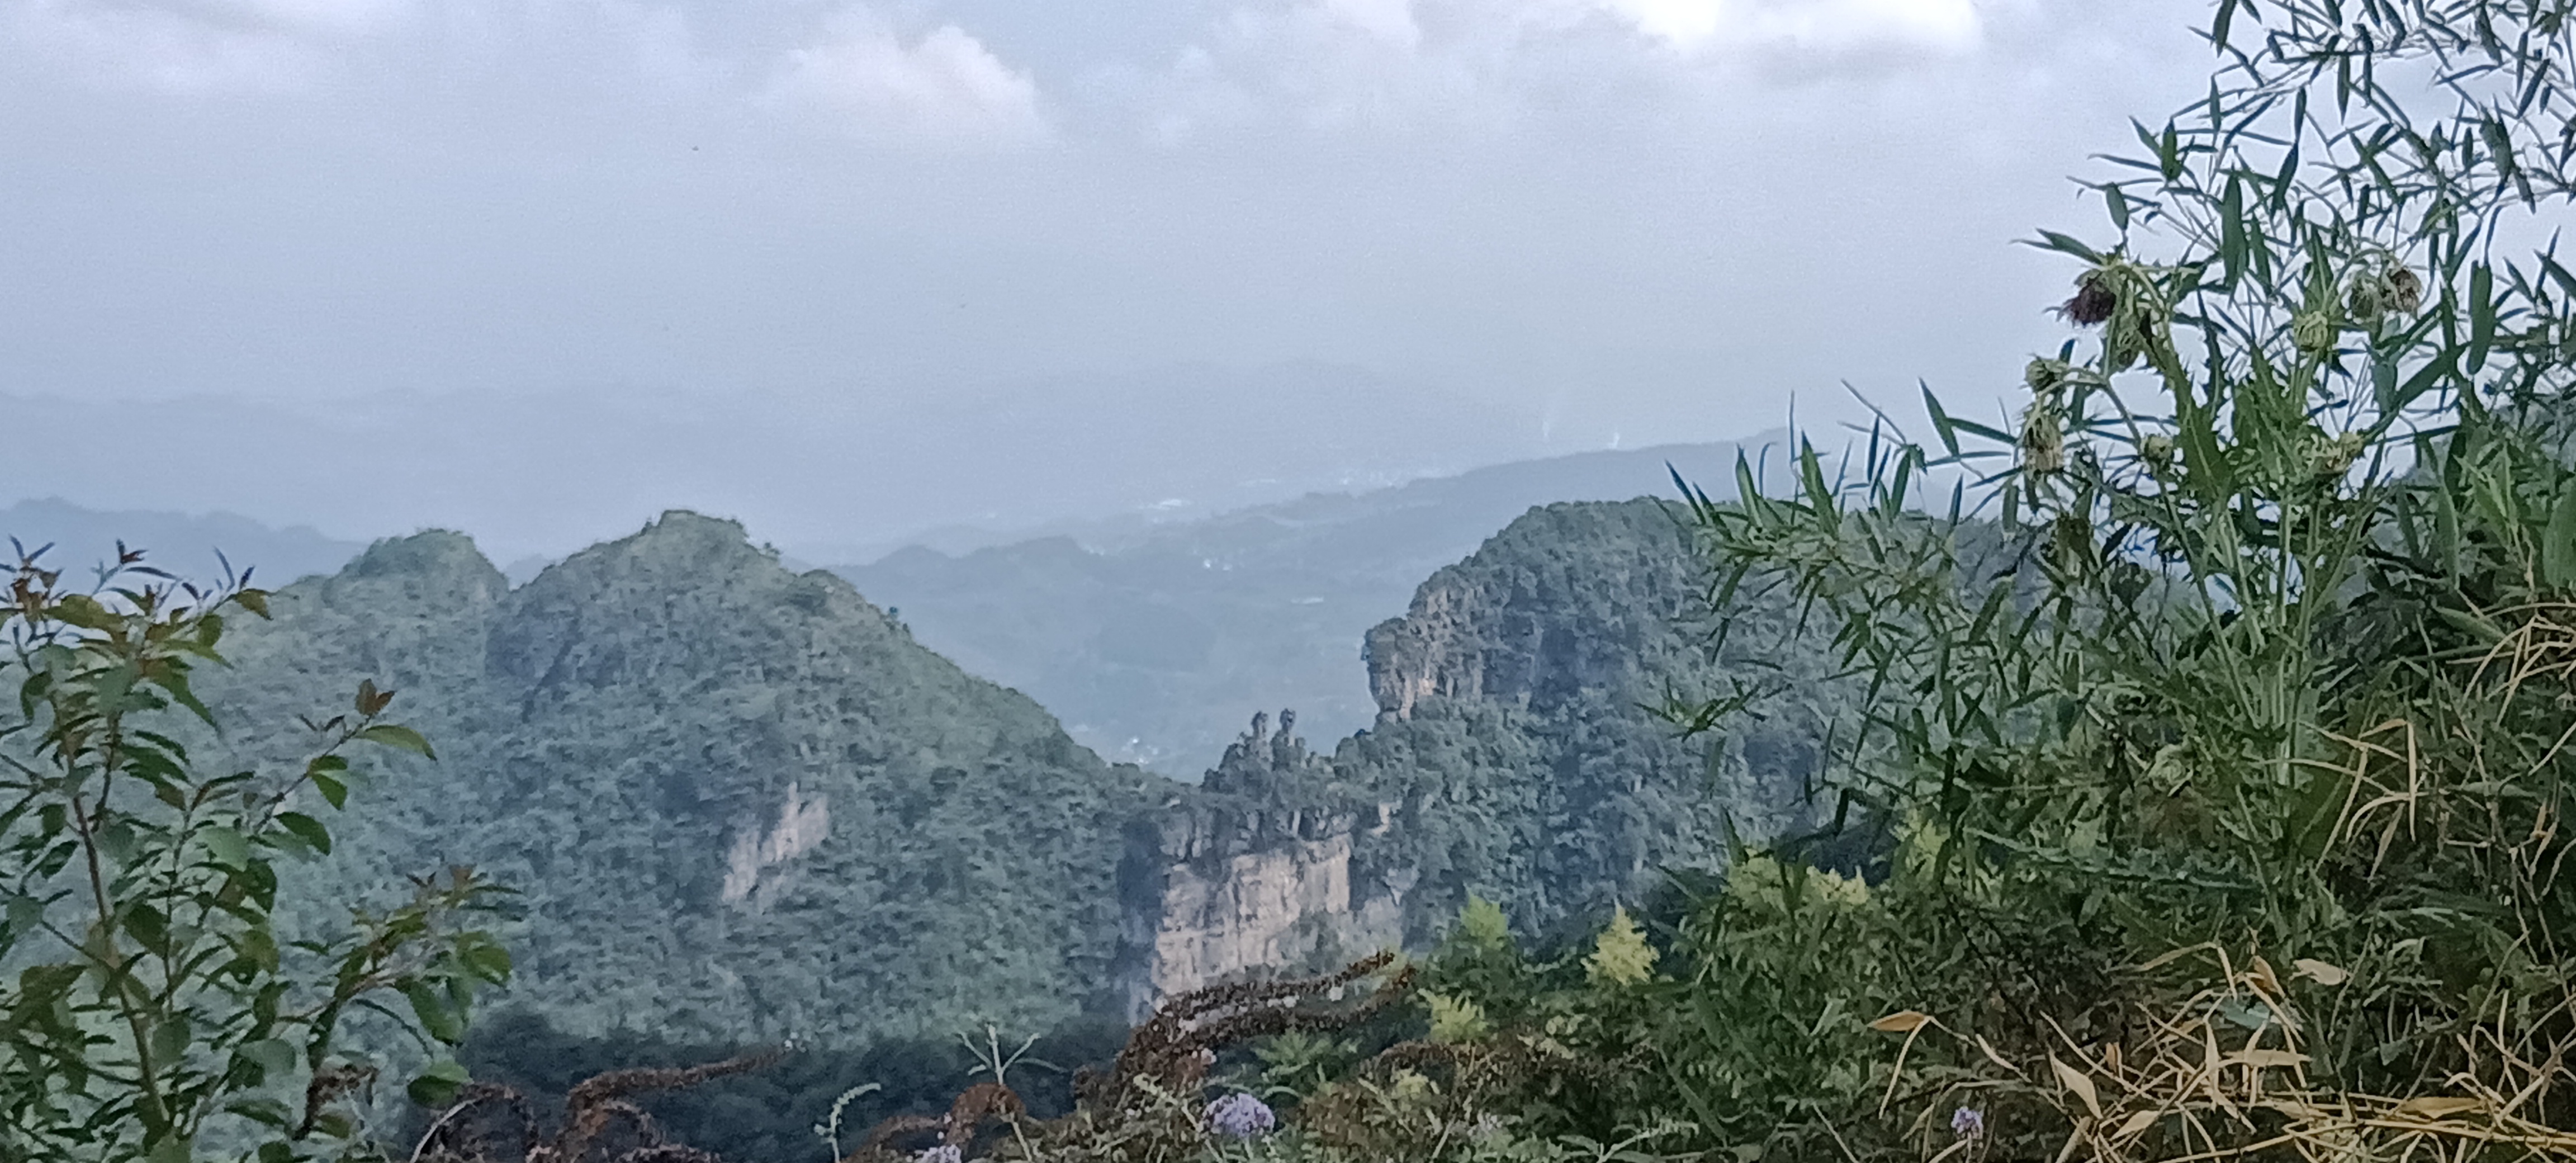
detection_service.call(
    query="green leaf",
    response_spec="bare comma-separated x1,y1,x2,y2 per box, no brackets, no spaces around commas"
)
52,593,119,631
404,979,467,1044
276,812,332,856
149,1017,190,1070
2104,183,2130,233
312,772,348,810
2547,478,2576,590
1921,385,1960,457
97,818,139,866
2029,230,2103,262
6,895,44,937
460,940,513,984
2220,176,2247,287
242,1038,298,1085
201,826,250,869
408,1058,472,1109
2437,606,2503,646
2468,262,2496,373
355,724,436,760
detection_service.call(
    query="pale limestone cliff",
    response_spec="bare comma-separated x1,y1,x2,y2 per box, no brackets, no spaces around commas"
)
720,780,831,910
1114,713,1407,1018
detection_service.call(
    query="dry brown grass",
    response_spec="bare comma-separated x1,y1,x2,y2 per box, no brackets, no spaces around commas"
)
409,1050,777,1163
1876,946,2576,1162
840,953,1415,1163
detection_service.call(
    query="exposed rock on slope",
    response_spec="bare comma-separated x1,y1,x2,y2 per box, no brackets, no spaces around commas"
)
206,511,1169,1047
1114,712,1407,1018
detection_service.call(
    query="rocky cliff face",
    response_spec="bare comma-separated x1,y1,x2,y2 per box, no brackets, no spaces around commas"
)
1112,712,1408,1018
1364,501,1710,722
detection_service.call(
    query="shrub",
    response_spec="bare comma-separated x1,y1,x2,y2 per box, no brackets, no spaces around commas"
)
0,547,510,1161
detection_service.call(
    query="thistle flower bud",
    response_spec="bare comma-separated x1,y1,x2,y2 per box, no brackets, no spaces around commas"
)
2141,433,2176,471
1205,1093,1276,1139
2346,275,2385,325
2313,431,2366,479
2292,310,2334,355
2024,357,2075,395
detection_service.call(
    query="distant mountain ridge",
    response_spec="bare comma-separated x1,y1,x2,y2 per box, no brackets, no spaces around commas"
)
836,433,1788,774
0,366,1570,565
0,497,364,584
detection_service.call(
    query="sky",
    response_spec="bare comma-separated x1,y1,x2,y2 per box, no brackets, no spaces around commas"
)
0,0,2214,562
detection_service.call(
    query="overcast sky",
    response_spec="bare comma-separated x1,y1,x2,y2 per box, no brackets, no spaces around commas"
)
0,0,2213,561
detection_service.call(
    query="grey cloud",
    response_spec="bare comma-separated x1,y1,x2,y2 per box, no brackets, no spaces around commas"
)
0,0,2221,556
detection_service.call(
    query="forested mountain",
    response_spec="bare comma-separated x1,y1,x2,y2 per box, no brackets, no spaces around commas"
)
839,436,1786,776
156,497,1832,1158
199,512,1172,1049
1117,499,1838,1011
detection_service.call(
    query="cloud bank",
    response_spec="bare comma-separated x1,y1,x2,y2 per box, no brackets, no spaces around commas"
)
0,0,2213,556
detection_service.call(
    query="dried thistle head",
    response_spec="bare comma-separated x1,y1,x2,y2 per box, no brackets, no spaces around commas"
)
2311,430,2366,480
2063,273,2118,325
2346,272,2386,325
2020,401,2066,477
2386,264,2424,314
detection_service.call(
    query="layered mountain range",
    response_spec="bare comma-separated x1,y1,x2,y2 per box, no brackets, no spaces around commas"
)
175,490,1832,1068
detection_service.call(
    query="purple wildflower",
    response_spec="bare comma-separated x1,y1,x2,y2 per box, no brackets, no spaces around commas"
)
1950,1107,1986,1139
1204,1092,1277,1139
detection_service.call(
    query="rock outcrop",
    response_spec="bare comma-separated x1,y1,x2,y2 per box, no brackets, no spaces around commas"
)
1113,711,1408,1018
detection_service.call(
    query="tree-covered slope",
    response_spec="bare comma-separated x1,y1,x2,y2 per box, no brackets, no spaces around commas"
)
1342,499,1836,940
202,511,1171,1048
1122,499,1842,1004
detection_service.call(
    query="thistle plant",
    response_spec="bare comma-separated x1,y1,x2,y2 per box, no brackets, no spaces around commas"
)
0,546,511,1162
1666,0,2576,1153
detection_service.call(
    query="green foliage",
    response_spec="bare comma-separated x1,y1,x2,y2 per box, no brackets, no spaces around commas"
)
1580,909,1654,988
1285,499,1835,948
0,548,507,1162
1171,4,2576,1162
1642,0,2576,1156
